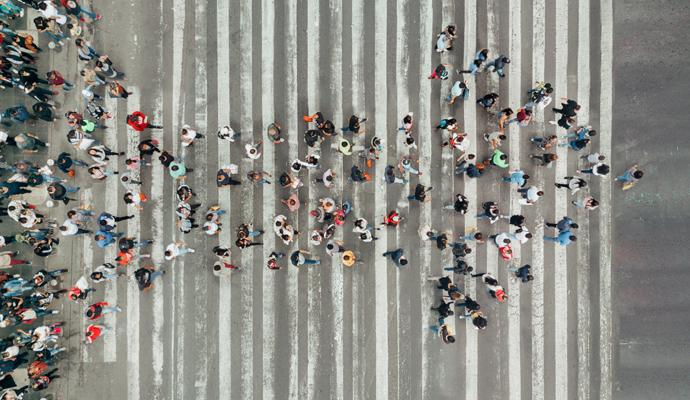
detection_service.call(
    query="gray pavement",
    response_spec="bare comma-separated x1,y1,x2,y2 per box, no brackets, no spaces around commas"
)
0,0,629,399
612,1,690,399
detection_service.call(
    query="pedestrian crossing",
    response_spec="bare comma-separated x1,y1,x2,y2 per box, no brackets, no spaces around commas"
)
42,0,616,399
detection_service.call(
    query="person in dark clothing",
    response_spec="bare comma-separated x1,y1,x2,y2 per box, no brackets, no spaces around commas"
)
509,264,534,283
382,248,407,267
529,152,558,166
31,102,56,122
138,139,161,157
443,193,469,214
503,214,525,228
451,242,472,258
158,151,174,168
407,183,432,203
477,93,499,110
0,182,32,197
341,114,367,134
47,183,79,205
56,152,88,175
457,295,481,312
431,299,454,318
552,98,580,117
444,259,473,275
487,55,510,77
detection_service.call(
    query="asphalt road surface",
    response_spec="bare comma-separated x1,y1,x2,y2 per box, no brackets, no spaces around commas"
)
0,0,635,399
612,1,690,399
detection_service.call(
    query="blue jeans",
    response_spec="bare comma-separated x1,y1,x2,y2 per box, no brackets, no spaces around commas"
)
150,270,164,283
543,236,559,243
302,258,320,265
75,6,98,19
248,230,262,238
65,185,80,194
616,171,633,183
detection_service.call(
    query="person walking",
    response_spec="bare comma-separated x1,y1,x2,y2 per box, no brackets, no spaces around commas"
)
126,111,163,132
554,176,587,195
615,165,644,190
545,216,578,232
289,250,320,267
517,186,544,205
490,148,509,168
458,48,489,75
382,248,408,267
428,63,451,80
552,97,580,117
407,183,432,203
502,169,529,187
543,230,576,246
509,264,534,283
164,242,195,261
529,152,558,167
84,301,121,320
443,194,469,214
572,196,600,210
486,55,510,77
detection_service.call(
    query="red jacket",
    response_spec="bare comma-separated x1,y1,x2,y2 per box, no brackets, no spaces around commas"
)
127,111,149,132
85,324,103,344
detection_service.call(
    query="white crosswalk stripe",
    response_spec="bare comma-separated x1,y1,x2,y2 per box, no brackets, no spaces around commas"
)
126,89,142,400
52,1,617,399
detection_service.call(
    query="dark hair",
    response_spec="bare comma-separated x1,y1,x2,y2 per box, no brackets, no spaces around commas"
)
633,170,644,179
525,233,533,239
500,155,507,160
571,223,579,229
570,236,577,241
537,191,545,196
400,258,408,266
447,335,456,343
523,174,530,180
589,129,597,136
498,135,507,140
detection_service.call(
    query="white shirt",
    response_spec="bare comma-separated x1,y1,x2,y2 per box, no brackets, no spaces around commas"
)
7,200,25,221
245,143,261,159
510,228,531,244
60,219,80,235
524,186,541,202
586,152,602,164
165,243,180,260
180,125,198,146
40,2,67,24
125,191,143,205
19,210,37,228
352,218,368,234
203,221,220,235
494,232,511,247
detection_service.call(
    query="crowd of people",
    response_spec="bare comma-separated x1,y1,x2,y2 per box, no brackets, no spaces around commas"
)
0,0,128,398
0,1,644,397
421,25,642,343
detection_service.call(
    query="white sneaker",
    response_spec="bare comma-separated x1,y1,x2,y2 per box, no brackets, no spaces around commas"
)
188,248,196,253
